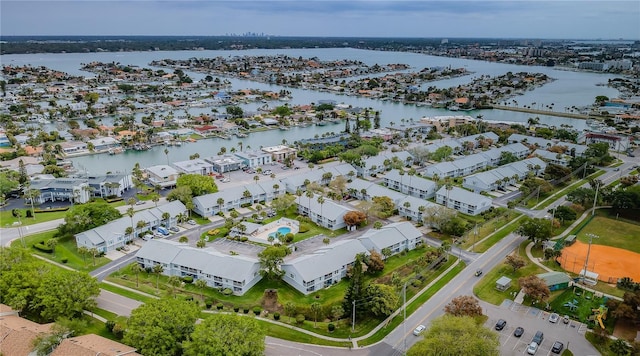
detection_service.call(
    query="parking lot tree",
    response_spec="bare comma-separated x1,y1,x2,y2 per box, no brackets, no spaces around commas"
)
125,298,200,356
258,245,291,280
444,295,483,317
516,217,552,246
518,275,550,303
343,210,367,228
505,254,526,273
408,315,499,356
176,174,218,197
183,314,265,356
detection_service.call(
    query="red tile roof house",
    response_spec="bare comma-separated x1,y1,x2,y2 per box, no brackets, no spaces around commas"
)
0,304,54,356
194,125,220,135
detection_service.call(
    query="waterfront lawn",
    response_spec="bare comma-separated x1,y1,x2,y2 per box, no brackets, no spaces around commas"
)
11,230,110,272
474,241,547,305
574,214,640,254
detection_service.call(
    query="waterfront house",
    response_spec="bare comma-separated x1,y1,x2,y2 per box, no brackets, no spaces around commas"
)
261,144,298,163
435,186,492,216
281,239,369,294
145,165,179,188
204,154,245,173
87,136,120,152
233,149,272,168
172,158,215,176
27,177,91,204
295,193,352,230
135,239,261,296
75,201,187,253
358,222,423,257
86,173,134,198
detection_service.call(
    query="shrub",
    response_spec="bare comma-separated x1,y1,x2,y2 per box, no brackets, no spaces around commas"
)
284,233,294,243
222,288,233,296
295,314,305,324
241,203,252,208
243,307,250,314
273,312,280,320
204,298,214,309
61,258,68,264
240,236,249,242
105,320,116,332
182,276,193,284
328,323,335,332
253,306,261,316
233,305,240,312
216,303,224,310
26,210,33,218
33,243,53,253
298,224,310,233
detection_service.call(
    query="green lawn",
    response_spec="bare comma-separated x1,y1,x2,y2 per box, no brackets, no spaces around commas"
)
472,217,523,253
10,230,110,272
1,209,67,227
573,215,640,254
474,242,547,305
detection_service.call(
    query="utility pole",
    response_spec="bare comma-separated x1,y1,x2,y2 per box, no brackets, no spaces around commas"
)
403,283,407,355
582,233,599,282
352,300,356,332
591,182,600,216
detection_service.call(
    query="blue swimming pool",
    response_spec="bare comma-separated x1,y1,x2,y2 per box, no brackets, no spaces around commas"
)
268,227,291,239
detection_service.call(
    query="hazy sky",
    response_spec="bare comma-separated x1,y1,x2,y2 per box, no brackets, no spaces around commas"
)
2,1,639,39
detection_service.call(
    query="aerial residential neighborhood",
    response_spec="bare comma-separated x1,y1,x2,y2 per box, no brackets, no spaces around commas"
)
1,5,640,356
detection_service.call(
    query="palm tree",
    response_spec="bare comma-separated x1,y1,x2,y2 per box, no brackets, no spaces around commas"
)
162,212,171,228
311,302,322,328
126,207,135,238
217,197,225,213
305,190,314,212
317,196,325,219
131,263,143,288
151,192,160,207
78,246,89,266
153,264,164,291
272,184,280,196
195,279,208,301
168,276,181,297
196,239,206,248
237,141,243,152
254,175,260,184
164,148,170,165
89,248,99,266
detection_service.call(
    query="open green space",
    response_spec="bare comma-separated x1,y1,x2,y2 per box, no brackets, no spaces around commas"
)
107,245,455,340
1,209,67,226
572,214,640,254
474,241,547,305
10,230,111,272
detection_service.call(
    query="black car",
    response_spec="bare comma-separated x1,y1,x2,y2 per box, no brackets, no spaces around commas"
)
513,327,524,337
495,319,507,331
551,341,564,354
475,269,483,277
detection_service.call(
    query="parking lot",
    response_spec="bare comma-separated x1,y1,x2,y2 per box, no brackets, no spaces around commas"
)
210,237,265,256
485,300,596,356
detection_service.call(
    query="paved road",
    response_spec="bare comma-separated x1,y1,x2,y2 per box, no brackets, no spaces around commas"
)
95,290,142,317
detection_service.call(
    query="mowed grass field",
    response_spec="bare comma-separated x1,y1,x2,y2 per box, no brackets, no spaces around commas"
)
575,215,640,254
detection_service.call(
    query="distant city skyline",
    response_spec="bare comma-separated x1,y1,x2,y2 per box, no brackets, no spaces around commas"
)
1,1,639,40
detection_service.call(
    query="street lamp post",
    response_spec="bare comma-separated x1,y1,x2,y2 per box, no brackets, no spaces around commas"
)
582,233,599,282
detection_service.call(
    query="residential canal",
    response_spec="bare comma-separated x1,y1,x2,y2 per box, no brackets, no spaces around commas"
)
2,48,622,174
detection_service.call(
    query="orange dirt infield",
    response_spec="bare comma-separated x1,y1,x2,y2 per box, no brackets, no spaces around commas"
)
559,241,640,283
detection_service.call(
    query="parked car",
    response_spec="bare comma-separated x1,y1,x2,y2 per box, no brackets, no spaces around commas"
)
413,324,426,336
494,319,507,331
526,342,538,355
169,226,179,232
562,315,570,324
136,200,145,205
549,312,559,323
551,341,564,354
513,327,524,337
222,177,230,183
187,220,197,225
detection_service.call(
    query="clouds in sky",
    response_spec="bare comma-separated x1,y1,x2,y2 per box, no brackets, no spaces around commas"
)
2,1,638,39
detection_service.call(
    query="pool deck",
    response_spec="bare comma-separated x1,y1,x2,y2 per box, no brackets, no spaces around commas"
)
250,218,300,244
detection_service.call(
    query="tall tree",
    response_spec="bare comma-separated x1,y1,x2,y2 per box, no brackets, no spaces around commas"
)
124,298,200,356
343,253,367,317
407,315,499,356
183,314,265,356
516,217,553,246
364,283,399,317
444,295,483,317
258,245,290,280
518,275,550,303
505,254,526,272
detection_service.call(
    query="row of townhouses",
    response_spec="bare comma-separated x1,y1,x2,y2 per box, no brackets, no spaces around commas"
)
462,157,548,193
75,201,187,253
134,222,422,295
